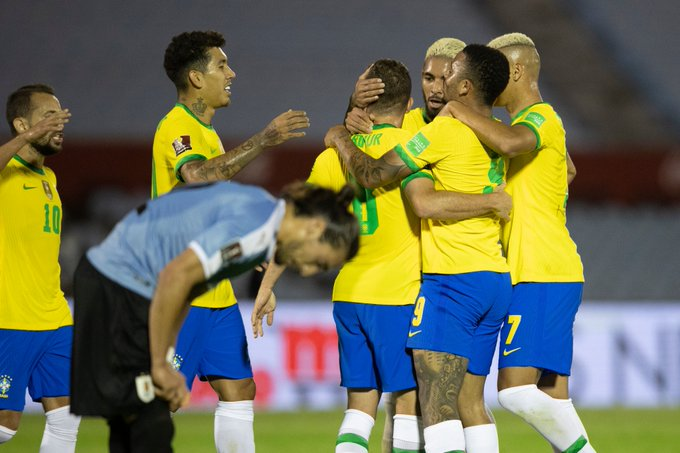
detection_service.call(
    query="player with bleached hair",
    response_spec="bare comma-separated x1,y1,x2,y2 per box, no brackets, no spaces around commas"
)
441,32,595,452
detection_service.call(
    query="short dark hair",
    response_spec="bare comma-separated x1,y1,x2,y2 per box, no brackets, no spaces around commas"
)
366,59,411,114
459,44,509,106
281,181,360,261
6,84,55,136
164,31,226,91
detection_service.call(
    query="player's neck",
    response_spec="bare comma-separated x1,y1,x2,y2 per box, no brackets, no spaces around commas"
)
505,87,543,119
178,95,215,125
371,113,403,129
17,147,45,168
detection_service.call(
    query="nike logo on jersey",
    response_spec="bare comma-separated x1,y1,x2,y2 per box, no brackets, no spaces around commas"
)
23,184,37,190
502,347,521,356
408,330,422,338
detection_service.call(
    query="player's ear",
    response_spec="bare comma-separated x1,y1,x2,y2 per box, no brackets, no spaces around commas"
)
13,117,29,133
407,97,414,110
188,69,203,89
458,79,472,97
511,63,523,82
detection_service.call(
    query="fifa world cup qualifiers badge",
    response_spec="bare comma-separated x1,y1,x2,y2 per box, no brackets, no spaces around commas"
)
0,375,12,399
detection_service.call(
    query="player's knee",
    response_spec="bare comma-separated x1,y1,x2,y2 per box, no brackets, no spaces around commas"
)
44,406,81,442
497,384,539,416
0,425,17,444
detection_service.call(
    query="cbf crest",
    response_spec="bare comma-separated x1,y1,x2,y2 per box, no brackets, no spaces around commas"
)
42,180,53,200
0,375,12,399
171,353,184,372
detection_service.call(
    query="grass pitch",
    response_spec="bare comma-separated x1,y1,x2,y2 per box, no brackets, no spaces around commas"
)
4,408,679,452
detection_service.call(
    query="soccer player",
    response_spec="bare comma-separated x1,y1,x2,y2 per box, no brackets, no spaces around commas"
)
441,33,595,452
152,30,309,452
325,44,512,453
0,85,80,451
70,180,359,452
345,37,466,137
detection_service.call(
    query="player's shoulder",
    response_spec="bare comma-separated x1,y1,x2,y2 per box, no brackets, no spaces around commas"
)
514,102,560,127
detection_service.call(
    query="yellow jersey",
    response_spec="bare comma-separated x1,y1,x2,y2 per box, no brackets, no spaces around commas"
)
503,103,584,284
401,107,429,134
151,103,236,308
0,156,71,330
394,116,509,275
308,125,421,305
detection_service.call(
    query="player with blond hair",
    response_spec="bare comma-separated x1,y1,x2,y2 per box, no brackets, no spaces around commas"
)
441,32,595,452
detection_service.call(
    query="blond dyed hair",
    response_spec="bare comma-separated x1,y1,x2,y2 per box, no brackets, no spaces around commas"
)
425,38,466,59
488,33,535,49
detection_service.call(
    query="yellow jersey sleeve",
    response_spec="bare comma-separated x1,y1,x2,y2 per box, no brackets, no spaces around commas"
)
395,117,509,275
151,104,225,198
0,157,71,330
309,126,422,306
151,104,236,309
503,103,583,283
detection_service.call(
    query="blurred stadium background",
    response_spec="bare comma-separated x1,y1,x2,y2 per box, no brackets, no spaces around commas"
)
1,0,679,451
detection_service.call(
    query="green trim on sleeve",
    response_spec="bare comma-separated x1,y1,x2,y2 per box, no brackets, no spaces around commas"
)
401,170,434,189
12,155,45,175
174,154,207,183
515,122,541,150
393,144,421,173
151,157,158,199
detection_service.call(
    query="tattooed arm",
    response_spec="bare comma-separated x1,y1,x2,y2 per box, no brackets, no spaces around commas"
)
324,125,413,189
181,109,310,183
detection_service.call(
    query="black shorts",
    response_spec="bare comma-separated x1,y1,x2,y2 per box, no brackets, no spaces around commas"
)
71,256,155,417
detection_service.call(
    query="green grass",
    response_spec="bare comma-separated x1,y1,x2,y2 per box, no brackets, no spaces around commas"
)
4,408,679,452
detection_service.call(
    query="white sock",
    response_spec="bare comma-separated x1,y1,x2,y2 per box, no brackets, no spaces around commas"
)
498,385,594,452
382,394,395,453
393,414,424,451
423,419,465,453
214,400,255,453
336,409,374,453
0,425,17,443
39,406,81,453
464,424,498,453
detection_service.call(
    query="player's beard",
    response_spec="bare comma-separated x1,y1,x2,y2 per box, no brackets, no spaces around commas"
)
34,140,61,156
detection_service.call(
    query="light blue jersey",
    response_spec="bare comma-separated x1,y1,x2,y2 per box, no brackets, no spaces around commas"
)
87,182,285,299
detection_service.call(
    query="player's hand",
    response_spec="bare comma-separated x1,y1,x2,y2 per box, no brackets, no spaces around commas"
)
491,183,512,222
260,110,310,148
345,107,374,135
350,65,384,109
251,288,276,338
324,125,350,149
21,109,71,144
151,363,190,412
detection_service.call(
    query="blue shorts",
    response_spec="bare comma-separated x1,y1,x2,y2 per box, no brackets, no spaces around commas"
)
498,282,583,375
333,302,417,392
0,326,72,411
174,305,252,390
406,272,512,376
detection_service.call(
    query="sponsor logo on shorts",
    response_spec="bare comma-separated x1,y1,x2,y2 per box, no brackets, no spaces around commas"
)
172,135,192,156
502,347,521,356
221,242,243,262
135,374,155,403
171,353,184,372
408,330,422,338
0,375,12,399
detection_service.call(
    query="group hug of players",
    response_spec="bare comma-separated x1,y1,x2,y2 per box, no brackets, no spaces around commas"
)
0,29,595,453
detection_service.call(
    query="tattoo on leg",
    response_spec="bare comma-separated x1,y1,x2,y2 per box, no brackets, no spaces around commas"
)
413,350,468,427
